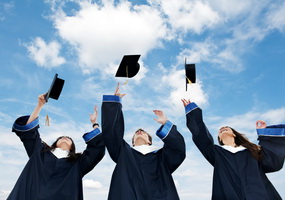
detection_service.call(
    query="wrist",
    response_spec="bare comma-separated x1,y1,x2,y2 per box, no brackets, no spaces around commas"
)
162,119,168,125
92,123,99,128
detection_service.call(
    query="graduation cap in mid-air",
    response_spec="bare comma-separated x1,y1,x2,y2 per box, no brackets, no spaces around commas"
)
45,73,65,102
115,55,141,78
185,58,196,91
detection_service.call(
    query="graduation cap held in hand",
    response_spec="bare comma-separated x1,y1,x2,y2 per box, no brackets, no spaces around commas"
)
185,58,196,91
115,55,141,78
45,73,65,102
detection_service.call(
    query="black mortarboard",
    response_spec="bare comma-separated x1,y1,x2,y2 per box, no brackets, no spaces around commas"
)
45,73,65,102
115,55,141,78
185,58,196,91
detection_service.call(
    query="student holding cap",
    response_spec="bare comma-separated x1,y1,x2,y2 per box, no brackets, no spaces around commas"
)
182,99,285,200
7,74,105,200
101,83,186,200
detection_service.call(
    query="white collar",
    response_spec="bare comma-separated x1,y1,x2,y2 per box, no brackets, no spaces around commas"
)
132,145,161,155
51,148,69,159
221,145,246,153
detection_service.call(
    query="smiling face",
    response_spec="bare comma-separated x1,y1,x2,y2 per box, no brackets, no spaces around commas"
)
218,126,235,142
132,129,152,146
56,136,73,151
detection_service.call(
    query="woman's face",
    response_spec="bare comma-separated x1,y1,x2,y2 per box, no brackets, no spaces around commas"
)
218,126,234,140
56,136,73,151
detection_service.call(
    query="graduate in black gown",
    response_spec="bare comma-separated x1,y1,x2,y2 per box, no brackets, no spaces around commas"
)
182,99,285,200
7,94,105,200
102,84,186,200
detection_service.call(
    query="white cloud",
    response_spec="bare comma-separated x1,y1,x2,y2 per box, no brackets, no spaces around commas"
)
208,0,254,20
52,1,167,73
0,2,14,21
178,39,217,63
26,37,66,68
265,1,285,32
83,179,103,189
151,0,221,34
260,108,285,124
161,68,208,113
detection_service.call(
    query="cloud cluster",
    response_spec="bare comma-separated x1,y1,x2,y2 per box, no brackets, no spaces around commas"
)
26,0,285,73
0,2,14,21
25,37,66,68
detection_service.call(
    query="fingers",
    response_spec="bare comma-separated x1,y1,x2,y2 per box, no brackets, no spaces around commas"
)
256,120,265,126
114,82,126,97
38,94,47,105
181,99,191,107
153,110,163,116
256,120,266,129
114,82,120,95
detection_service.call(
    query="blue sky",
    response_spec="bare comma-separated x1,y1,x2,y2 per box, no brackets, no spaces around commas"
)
1,0,285,199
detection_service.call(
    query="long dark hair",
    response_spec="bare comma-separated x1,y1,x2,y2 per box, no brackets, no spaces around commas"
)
218,127,263,161
42,136,81,162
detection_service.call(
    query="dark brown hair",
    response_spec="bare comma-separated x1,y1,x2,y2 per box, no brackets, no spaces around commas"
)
42,136,81,162
132,129,152,146
218,127,263,161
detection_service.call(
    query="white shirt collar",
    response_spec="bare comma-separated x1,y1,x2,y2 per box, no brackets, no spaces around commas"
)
221,145,246,153
51,148,69,159
132,145,161,155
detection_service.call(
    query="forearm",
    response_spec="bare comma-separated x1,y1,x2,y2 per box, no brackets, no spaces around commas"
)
27,104,43,124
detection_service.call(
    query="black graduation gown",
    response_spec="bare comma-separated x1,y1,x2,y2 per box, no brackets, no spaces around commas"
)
102,95,186,200
185,102,285,200
7,115,105,200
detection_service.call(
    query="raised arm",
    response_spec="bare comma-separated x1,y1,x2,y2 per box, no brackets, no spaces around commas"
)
182,99,216,166
12,94,45,157
101,83,126,163
26,94,46,124
154,110,186,173
256,120,285,173
79,105,105,176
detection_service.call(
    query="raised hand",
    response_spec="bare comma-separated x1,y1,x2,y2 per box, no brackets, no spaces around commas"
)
256,120,267,129
38,94,47,108
26,94,46,124
114,82,126,98
153,110,168,125
181,99,191,107
89,106,98,124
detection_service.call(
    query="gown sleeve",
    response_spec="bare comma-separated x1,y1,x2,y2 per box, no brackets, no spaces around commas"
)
156,121,186,173
185,103,216,166
12,115,41,157
79,128,105,176
101,95,125,163
257,124,285,173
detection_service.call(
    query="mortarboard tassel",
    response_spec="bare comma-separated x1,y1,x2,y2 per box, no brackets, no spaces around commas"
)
120,65,129,85
186,77,193,84
121,80,128,85
45,114,50,126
